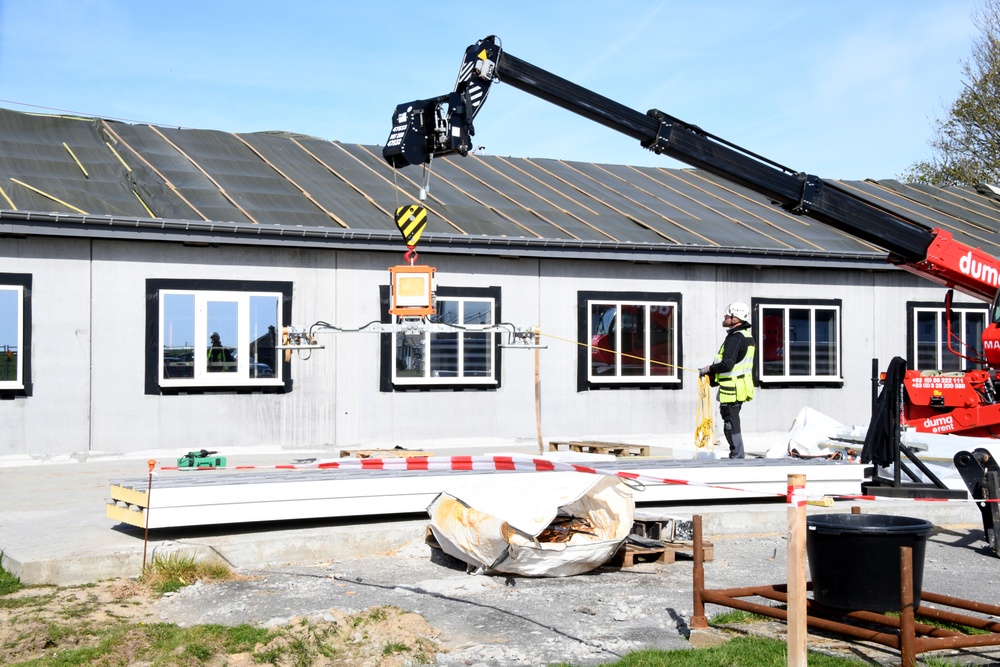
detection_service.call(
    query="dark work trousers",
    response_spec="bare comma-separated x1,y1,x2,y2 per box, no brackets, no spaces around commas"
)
719,402,745,459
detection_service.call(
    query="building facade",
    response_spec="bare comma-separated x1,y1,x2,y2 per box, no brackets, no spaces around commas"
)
1,108,997,457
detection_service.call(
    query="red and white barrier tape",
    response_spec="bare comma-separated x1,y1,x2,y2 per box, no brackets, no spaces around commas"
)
159,454,783,498
787,479,808,507
155,454,1000,504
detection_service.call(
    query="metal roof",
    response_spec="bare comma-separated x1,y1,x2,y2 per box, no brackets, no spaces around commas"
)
3,107,1000,265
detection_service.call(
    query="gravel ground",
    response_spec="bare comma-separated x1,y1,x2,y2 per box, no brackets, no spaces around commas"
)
146,523,1000,667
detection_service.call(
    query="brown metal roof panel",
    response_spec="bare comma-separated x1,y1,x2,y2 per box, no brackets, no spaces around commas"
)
522,158,684,243
567,162,743,246
843,180,1000,256
308,143,463,235
847,179,964,229
109,123,255,223
504,157,685,244
936,185,1000,218
236,133,389,229
452,156,639,241
331,145,528,237
942,185,1000,230
885,181,1000,232
489,155,618,219
0,110,151,217
433,202,542,237
333,142,421,196
429,158,531,210
639,169,812,250
149,127,337,226
687,171,883,253
481,157,631,241
427,159,570,238
293,141,408,210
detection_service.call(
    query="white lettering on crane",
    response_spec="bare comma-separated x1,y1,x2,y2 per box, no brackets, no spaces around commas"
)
923,415,956,433
959,251,1000,287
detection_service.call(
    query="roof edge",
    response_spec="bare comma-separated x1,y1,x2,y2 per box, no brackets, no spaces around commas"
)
0,209,890,268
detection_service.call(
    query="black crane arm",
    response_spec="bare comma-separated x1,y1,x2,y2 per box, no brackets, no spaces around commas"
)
384,35,937,266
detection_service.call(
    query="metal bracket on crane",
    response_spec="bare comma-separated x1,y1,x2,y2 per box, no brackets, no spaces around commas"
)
275,320,545,350
274,326,325,351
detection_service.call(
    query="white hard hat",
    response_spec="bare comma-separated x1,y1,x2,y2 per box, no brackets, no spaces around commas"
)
726,302,750,322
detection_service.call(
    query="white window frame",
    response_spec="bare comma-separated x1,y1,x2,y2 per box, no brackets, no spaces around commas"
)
586,298,680,385
0,284,24,391
909,303,988,371
158,288,284,389
757,301,842,383
390,294,498,386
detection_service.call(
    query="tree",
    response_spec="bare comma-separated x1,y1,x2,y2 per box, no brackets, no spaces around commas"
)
904,0,1000,186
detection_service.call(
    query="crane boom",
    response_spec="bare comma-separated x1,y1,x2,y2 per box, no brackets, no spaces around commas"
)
384,35,1000,302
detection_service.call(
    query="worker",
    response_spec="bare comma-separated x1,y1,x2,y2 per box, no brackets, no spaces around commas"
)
699,302,756,459
207,332,235,372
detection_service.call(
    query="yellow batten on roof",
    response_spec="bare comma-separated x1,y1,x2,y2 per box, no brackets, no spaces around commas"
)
62,142,89,178
10,178,88,214
0,185,16,210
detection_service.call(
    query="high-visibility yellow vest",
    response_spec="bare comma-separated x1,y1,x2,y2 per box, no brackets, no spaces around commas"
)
714,329,756,403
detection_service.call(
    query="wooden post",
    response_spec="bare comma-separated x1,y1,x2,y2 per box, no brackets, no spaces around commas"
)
142,459,156,572
899,546,916,667
534,327,543,454
787,474,808,667
690,514,708,629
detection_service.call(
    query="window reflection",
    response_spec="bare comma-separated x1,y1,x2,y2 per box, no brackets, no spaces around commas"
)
0,287,20,385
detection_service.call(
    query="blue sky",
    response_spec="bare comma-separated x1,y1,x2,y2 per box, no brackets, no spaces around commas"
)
0,1,979,181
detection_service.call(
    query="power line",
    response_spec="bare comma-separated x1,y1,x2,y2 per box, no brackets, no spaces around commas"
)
0,99,187,128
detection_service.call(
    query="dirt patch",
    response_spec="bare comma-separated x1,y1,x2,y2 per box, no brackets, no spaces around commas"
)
0,579,442,666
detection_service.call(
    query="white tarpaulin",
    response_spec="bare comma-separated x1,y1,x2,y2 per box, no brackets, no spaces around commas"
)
427,472,634,577
766,406,847,458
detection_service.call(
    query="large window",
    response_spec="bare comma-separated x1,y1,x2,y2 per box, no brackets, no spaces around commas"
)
908,301,988,371
578,291,682,389
756,299,841,384
0,274,31,395
380,285,501,390
146,280,292,393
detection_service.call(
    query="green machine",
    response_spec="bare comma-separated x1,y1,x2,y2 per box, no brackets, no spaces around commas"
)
177,449,226,469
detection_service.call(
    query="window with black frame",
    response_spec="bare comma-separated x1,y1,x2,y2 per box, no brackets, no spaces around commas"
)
146,279,291,393
381,285,501,390
755,299,842,385
908,301,988,372
578,291,682,390
0,274,30,395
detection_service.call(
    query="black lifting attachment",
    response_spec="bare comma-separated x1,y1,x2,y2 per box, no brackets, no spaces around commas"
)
954,448,1000,556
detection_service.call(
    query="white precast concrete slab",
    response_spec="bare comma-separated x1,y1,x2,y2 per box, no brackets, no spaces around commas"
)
107,457,866,529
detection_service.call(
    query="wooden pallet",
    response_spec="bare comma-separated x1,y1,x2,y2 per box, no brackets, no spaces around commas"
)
338,449,434,459
548,440,650,457
616,540,714,568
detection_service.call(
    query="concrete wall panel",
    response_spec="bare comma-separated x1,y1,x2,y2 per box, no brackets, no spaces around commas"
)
0,236,960,459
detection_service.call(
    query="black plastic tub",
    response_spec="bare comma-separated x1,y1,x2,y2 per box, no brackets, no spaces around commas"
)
806,513,933,612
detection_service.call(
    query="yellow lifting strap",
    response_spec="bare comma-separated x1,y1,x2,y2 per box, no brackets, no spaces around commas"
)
694,375,716,452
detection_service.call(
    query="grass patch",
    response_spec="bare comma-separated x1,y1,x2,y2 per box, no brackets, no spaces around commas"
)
553,636,869,666
139,552,233,594
0,551,23,596
709,609,777,625
9,622,276,666
383,640,411,655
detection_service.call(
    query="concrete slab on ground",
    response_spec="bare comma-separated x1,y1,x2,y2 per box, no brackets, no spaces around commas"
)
0,445,987,586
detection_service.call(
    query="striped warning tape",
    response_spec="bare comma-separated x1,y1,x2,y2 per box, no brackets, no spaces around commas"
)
155,454,1000,504
159,454,779,497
